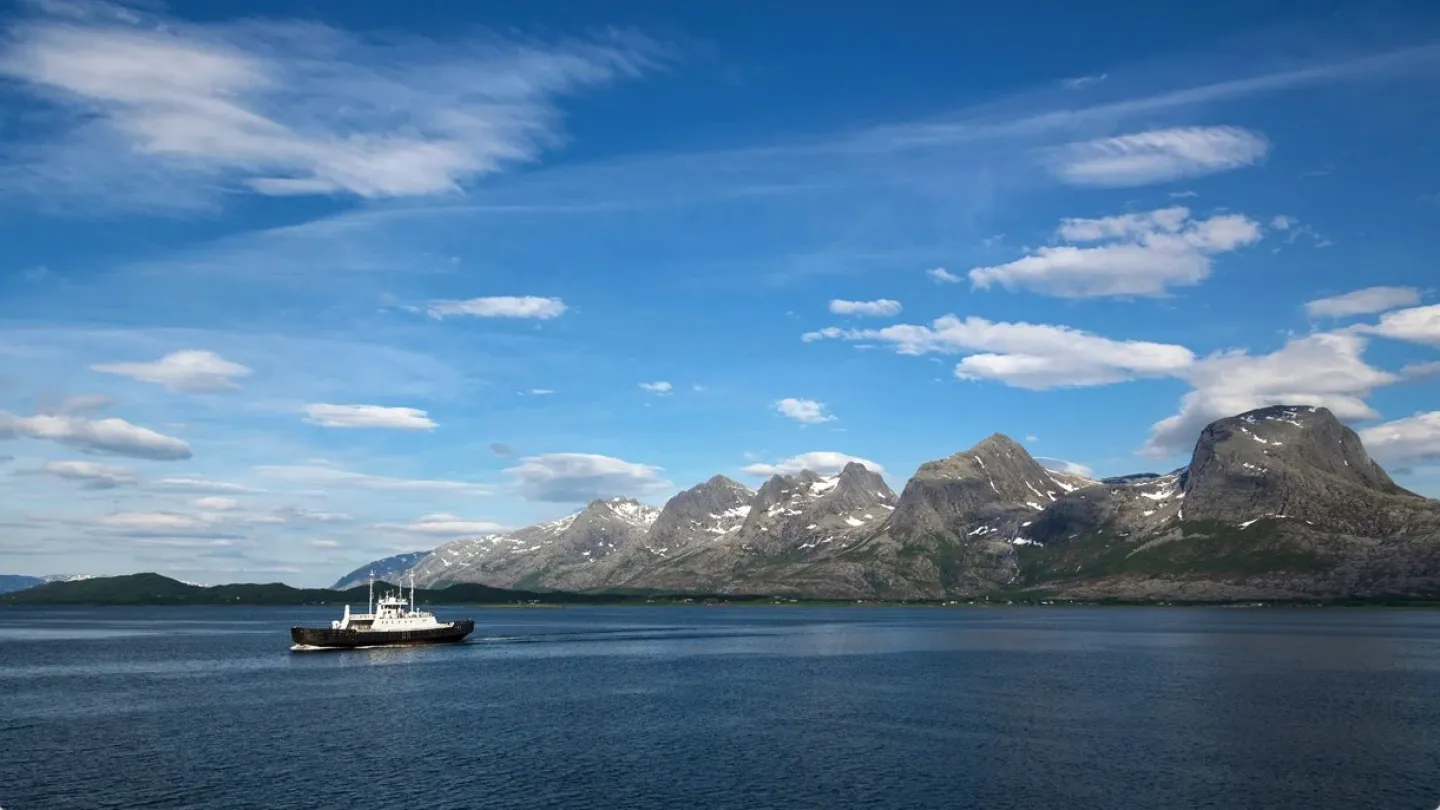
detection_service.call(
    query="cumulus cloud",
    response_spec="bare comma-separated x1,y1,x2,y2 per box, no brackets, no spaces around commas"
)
0,412,191,460
91,350,252,392
927,267,962,284
1051,126,1269,187
1142,332,1398,458
506,452,670,502
0,6,665,208
426,296,567,320
775,397,836,424
742,451,886,477
254,464,489,493
829,299,902,317
40,459,137,489
1359,411,1440,466
804,315,1194,390
1305,286,1421,319
1360,304,1440,346
378,514,506,536
302,403,437,430
639,381,673,395
968,206,1262,298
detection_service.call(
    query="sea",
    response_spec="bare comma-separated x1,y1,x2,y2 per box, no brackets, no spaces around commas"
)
1,605,1437,810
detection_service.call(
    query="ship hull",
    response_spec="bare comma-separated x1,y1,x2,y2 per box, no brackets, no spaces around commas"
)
289,619,474,650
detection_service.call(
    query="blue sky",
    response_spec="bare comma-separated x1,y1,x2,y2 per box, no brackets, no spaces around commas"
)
2,0,1439,585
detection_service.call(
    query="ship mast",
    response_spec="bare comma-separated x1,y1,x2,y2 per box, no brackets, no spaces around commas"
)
368,570,374,615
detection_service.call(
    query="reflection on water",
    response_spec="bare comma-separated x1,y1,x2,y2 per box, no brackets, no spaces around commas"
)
1,605,1438,810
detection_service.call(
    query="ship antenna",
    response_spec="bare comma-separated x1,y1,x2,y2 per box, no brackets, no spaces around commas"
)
368,570,374,615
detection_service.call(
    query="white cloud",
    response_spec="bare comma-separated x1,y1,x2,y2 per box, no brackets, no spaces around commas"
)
968,206,1262,298
153,477,254,494
1142,332,1398,458
828,299,902,317
1402,361,1440,380
302,403,437,431
526,389,556,395
277,506,355,524
0,8,665,207
1271,215,1297,230
95,511,207,532
91,349,252,392
1359,411,1440,466
378,513,506,536
639,381,673,395
804,315,1194,390
927,267,962,284
1361,304,1440,346
41,459,137,489
1059,73,1107,90
506,452,670,502
194,496,239,511
1305,286,1421,318
309,539,341,549
50,394,113,416
742,451,886,477
426,296,568,320
0,412,191,460
775,397,836,424
1051,126,1269,187
253,464,489,493
1035,457,1095,478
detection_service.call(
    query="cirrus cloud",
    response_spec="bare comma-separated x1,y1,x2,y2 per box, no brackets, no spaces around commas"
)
0,6,667,209
1050,126,1269,187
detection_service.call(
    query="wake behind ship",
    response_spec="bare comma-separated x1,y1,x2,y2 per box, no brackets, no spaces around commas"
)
290,576,474,650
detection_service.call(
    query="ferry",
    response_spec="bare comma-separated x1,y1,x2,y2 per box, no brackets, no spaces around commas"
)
290,574,474,650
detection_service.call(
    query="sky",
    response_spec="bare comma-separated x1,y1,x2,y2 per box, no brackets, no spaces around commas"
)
2,0,1439,585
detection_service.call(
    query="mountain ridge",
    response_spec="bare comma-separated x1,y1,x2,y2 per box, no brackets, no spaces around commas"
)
341,405,1440,601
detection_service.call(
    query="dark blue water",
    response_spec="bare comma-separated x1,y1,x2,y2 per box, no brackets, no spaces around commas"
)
1,606,1438,810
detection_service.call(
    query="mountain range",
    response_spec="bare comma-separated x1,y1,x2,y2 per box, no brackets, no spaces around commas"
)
340,405,1440,601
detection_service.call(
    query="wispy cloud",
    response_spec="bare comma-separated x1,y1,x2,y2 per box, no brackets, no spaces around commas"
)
301,404,437,431
804,315,1195,390
38,459,137,489
926,267,962,284
377,513,505,536
0,4,670,210
253,463,490,493
91,350,252,392
426,296,568,319
639,381,673,395
1049,126,1269,187
1305,286,1421,318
